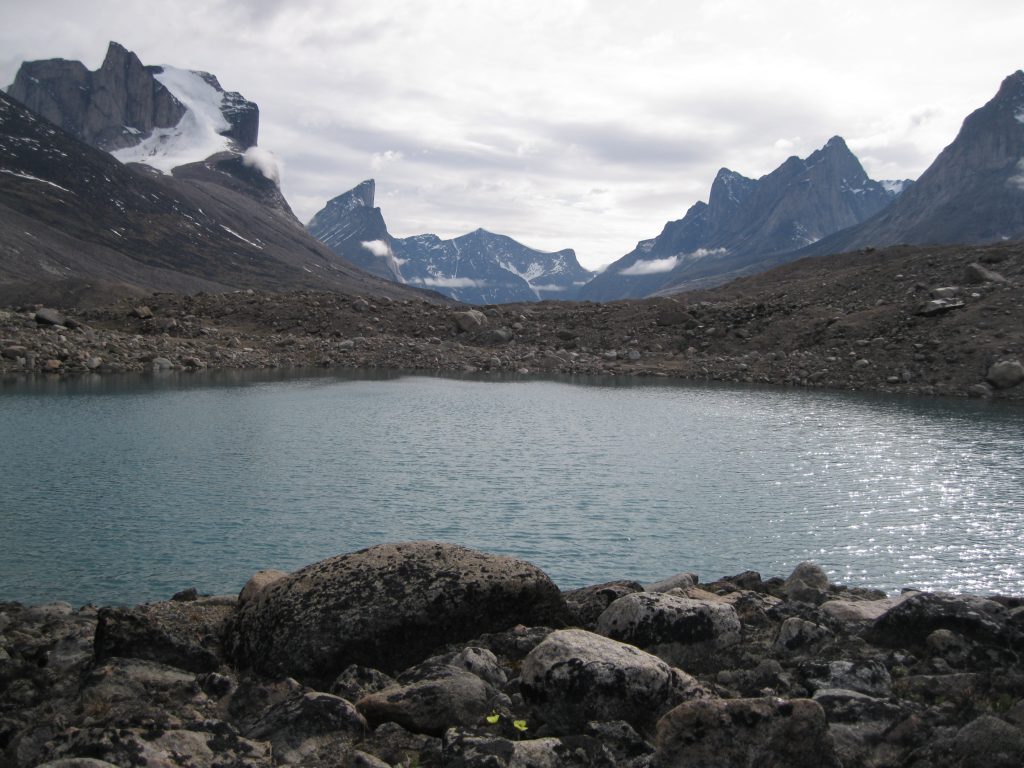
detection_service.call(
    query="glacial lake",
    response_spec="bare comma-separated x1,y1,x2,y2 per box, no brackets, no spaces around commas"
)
1,369,1022,607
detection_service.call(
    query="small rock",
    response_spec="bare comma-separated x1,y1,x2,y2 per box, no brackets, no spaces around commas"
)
452,310,487,332
964,262,1007,284
130,306,154,320
34,308,66,326
774,617,834,656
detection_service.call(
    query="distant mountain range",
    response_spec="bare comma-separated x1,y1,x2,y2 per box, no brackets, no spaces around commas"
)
308,181,593,304
2,41,1023,306
579,137,910,301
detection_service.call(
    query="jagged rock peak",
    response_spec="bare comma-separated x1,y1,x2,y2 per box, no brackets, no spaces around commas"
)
326,179,375,211
6,41,259,169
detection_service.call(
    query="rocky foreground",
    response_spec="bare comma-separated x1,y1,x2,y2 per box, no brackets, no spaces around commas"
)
2,542,1024,767
1,242,1023,400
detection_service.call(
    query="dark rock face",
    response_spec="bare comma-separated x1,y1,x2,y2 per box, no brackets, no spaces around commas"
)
6,42,258,155
581,136,903,300
8,42,186,152
227,542,568,685
308,180,594,303
808,70,1024,255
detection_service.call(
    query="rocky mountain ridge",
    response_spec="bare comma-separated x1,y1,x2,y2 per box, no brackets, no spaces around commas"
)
804,70,1024,255
0,90,435,304
308,180,594,304
580,137,907,301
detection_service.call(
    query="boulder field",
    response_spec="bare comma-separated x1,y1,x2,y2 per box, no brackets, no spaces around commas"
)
2,542,1024,767
2,241,1022,401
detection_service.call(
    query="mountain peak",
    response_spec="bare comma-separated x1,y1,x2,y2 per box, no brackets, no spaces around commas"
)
994,69,1024,102
823,135,850,152
327,179,375,210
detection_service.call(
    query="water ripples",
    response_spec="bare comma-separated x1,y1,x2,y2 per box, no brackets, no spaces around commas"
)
1,371,1022,605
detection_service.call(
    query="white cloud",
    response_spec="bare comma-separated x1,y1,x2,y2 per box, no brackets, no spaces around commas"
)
620,256,680,276
242,146,282,184
370,150,404,170
414,276,487,288
360,239,391,257
532,283,567,292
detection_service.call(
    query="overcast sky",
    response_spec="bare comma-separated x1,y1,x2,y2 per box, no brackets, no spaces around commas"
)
2,1,1022,270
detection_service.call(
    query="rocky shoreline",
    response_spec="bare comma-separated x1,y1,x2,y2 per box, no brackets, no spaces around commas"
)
2,542,1023,767
2,243,1023,400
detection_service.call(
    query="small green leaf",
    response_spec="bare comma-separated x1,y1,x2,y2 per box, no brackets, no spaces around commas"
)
485,713,500,725
513,719,528,732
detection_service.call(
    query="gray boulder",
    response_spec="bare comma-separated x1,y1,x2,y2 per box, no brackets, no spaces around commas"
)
652,697,840,768
520,628,706,736
595,592,740,670
953,715,1024,768
93,596,235,673
780,561,830,604
245,690,368,759
356,664,499,736
564,580,644,629
773,617,834,656
644,572,699,593
863,591,1012,649
452,310,487,332
33,308,66,326
228,542,567,685
987,360,1024,389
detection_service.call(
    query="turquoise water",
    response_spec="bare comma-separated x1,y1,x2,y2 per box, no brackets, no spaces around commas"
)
1,370,1022,606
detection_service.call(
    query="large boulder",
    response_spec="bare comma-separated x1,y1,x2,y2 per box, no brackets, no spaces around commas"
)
863,592,1014,650
652,697,840,768
595,592,740,670
227,542,568,685
520,628,706,736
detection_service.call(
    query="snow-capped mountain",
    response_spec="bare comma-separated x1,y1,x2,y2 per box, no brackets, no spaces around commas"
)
804,70,1024,255
0,89,429,303
7,42,260,174
307,180,594,304
580,137,908,301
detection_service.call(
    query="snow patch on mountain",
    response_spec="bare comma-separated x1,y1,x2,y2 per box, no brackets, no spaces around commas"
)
111,65,233,173
881,179,912,195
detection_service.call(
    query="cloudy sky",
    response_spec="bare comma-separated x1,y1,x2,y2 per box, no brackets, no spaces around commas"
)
2,1,1022,270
